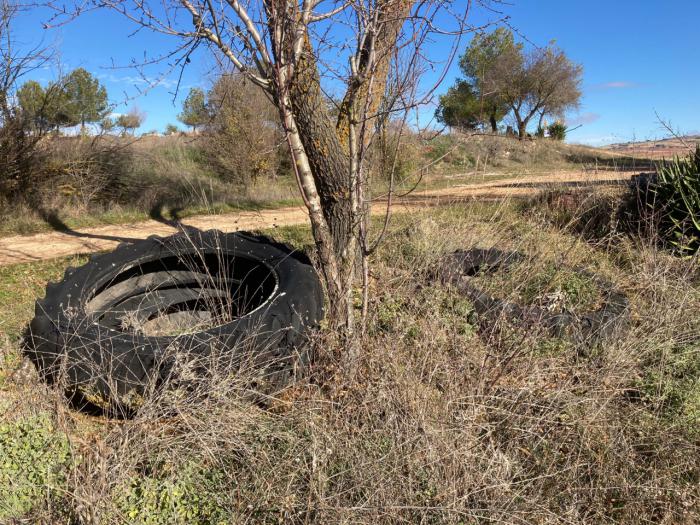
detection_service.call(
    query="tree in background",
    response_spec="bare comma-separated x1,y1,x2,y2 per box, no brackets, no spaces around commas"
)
17,79,71,133
17,69,110,133
16,80,46,131
451,29,583,139
116,108,144,136
514,46,582,139
459,28,518,132
0,0,52,200
164,123,179,135
42,80,76,130
61,68,109,132
203,74,283,185
491,37,581,139
178,88,208,133
435,80,481,131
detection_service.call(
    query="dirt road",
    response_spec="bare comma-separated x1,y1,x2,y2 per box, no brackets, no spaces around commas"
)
0,170,635,266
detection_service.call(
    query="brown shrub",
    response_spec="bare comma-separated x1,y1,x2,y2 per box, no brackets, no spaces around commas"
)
0,109,43,204
202,74,286,185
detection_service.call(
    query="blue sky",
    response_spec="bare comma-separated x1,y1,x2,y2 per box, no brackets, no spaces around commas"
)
14,1,700,145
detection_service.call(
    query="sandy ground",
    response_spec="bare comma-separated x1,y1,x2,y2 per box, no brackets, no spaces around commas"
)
0,170,636,266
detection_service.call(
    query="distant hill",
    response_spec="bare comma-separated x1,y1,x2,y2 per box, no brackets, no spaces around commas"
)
602,135,699,159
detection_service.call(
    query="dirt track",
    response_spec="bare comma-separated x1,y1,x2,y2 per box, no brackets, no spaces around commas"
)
0,170,635,266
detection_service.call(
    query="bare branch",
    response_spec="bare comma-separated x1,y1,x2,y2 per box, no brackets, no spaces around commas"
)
179,0,271,90
309,0,351,22
224,0,272,67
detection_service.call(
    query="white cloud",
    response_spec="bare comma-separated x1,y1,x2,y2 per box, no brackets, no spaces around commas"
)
99,73,178,90
593,81,639,90
567,112,601,127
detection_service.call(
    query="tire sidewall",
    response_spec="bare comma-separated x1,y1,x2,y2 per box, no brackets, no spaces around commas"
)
28,231,323,404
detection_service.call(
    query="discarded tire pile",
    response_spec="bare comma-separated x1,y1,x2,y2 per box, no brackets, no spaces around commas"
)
440,248,630,345
26,230,324,412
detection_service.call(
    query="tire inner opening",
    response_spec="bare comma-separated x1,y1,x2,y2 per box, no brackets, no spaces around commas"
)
84,251,278,336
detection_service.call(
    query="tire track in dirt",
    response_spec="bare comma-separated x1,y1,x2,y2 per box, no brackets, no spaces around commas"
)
0,170,636,266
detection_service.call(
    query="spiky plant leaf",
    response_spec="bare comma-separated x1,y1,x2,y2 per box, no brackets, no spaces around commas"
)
651,145,700,256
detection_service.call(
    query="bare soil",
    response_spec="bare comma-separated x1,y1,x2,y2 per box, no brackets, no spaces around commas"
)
0,170,636,266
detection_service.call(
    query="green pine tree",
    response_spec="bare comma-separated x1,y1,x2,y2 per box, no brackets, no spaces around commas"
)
178,88,208,133
435,80,481,131
16,80,46,131
62,68,110,132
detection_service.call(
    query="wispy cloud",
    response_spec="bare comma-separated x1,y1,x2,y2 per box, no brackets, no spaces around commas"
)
98,73,178,90
567,112,601,127
592,81,639,90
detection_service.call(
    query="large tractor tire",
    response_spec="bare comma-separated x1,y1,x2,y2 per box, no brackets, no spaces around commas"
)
26,230,324,413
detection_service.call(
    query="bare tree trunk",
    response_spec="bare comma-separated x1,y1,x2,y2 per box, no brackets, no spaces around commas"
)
265,2,357,333
278,92,349,328
514,110,527,140
282,43,356,334
518,122,527,139
275,1,413,335
537,110,546,132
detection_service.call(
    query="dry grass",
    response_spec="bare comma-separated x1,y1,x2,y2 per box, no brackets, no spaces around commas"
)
1,199,699,524
0,132,642,239
411,133,648,179
0,135,301,237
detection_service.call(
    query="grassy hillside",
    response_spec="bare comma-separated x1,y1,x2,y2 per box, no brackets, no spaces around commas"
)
0,133,645,238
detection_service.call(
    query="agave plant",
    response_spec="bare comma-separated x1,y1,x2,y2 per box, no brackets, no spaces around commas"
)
652,145,700,256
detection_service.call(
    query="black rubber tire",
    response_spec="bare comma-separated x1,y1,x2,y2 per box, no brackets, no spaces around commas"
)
25,230,324,411
440,248,629,345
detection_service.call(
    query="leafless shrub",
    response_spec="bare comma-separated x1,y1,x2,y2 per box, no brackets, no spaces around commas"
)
32,135,135,211
0,106,42,202
523,179,679,256
0,0,53,205
203,73,286,186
